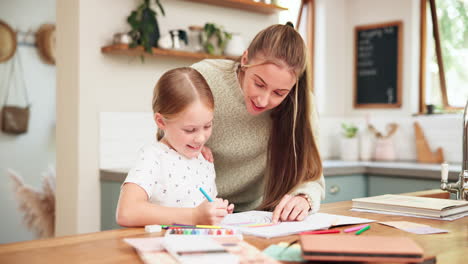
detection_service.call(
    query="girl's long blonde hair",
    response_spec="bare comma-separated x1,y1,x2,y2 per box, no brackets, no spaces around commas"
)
152,67,213,140
244,24,323,210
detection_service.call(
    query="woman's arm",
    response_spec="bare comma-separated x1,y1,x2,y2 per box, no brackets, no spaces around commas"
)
116,183,229,227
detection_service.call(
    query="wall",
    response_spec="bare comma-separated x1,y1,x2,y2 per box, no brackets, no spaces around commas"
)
0,0,56,243
56,0,279,236
314,0,421,117
314,0,464,163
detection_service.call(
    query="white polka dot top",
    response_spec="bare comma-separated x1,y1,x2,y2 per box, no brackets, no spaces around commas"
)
124,141,217,208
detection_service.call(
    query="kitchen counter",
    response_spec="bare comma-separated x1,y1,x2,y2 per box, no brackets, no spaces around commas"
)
101,160,462,182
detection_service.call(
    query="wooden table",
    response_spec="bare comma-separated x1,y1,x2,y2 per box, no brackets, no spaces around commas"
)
0,197,466,263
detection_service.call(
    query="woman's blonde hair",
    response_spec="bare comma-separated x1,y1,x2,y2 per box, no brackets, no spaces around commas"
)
152,67,214,140
243,24,323,210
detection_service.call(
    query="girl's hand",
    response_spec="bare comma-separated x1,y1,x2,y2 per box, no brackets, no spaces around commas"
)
201,146,214,163
226,200,235,214
271,194,310,223
221,199,234,214
194,198,228,225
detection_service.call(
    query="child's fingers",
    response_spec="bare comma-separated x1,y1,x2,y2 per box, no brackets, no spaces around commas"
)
213,199,228,209
227,203,235,214
215,208,228,217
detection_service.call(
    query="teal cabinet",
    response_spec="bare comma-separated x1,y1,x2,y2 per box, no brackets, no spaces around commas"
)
101,181,123,231
101,174,443,229
367,175,440,197
322,175,367,203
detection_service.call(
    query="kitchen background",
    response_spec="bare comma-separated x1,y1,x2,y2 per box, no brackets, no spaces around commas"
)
0,0,466,244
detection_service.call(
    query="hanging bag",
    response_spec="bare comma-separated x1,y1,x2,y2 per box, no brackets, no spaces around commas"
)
1,51,31,134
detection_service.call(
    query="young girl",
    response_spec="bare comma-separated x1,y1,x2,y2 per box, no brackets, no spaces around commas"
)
116,67,234,227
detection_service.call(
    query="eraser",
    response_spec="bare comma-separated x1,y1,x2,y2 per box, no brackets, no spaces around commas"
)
145,224,162,233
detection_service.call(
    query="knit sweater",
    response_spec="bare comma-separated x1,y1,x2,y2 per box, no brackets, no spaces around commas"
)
192,59,325,212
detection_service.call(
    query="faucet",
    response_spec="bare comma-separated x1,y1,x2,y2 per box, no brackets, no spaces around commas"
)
440,98,468,200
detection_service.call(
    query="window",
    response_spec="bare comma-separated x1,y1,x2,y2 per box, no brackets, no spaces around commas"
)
279,0,315,91
420,0,468,113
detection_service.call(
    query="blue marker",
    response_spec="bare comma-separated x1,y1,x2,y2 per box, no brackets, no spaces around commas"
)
199,187,213,202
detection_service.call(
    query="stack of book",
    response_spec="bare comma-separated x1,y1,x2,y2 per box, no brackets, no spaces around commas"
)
352,194,468,219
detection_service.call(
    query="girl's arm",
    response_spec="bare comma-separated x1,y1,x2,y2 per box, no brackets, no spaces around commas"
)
116,183,228,227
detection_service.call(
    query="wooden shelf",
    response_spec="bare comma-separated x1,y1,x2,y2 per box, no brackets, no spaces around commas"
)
185,0,287,14
101,44,238,60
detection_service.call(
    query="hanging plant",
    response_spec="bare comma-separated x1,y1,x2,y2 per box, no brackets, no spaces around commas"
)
127,0,165,53
202,23,232,55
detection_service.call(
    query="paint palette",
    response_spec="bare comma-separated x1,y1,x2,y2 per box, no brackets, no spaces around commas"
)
164,228,243,239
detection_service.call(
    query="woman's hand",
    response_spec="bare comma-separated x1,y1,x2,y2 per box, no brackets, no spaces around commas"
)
201,146,214,163
272,194,310,223
193,198,228,225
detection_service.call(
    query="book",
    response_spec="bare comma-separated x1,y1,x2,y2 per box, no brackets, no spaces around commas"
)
220,211,374,238
124,236,280,264
352,194,468,218
300,235,424,263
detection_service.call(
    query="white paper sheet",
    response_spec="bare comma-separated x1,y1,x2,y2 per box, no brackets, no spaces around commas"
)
221,211,375,238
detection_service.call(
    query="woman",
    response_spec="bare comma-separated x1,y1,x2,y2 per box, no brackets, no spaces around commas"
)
192,23,324,223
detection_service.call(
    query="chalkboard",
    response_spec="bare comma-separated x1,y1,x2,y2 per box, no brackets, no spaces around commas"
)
354,21,403,108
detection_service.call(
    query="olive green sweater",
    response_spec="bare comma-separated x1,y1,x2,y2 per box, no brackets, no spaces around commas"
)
192,59,325,212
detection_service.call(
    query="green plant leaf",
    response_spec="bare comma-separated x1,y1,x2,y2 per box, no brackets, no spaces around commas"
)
206,43,214,55
341,122,358,138
127,11,139,30
155,0,165,16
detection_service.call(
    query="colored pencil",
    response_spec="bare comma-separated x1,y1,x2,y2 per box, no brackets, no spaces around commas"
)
355,225,371,235
199,187,213,202
300,229,340,235
196,225,222,229
344,224,370,233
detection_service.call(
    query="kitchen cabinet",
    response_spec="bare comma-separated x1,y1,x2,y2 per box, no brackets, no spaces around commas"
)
322,175,367,203
367,175,441,197
101,181,123,231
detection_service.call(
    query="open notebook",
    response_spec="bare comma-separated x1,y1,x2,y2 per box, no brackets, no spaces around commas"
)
221,211,374,238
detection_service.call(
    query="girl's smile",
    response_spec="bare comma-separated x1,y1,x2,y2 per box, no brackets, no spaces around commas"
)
156,100,214,159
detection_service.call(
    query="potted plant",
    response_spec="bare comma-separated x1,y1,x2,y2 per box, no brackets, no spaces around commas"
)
127,0,165,53
201,23,232,56
340,122,359,161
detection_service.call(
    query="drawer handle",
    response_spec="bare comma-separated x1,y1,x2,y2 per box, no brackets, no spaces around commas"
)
329,185,340,195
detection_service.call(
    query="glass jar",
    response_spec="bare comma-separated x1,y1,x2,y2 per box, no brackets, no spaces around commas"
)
188,26,203,53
